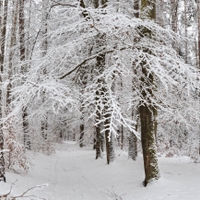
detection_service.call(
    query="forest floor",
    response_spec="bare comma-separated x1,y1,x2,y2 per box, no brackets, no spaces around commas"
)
1,141,200,200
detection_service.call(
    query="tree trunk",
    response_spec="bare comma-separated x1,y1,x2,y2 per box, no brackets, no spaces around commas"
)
134,0,139,18
128,0,140,161
93,0,113,163
0,0,8,182
95,91,102,158
7,0,18,108
79,122,84,147
140,0,160,186
128,131,137,160
104,111,114,164
19,0,31,150
41,0,49,140
184,0,188,63
128,110,138,160
140,103,159,186
198,0,200,68
171,0,178,51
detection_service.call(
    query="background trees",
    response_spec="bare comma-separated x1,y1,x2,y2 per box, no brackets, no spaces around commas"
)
0,0,199,187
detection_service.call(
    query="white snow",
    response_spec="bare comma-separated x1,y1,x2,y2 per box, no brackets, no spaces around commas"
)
1,142,200,200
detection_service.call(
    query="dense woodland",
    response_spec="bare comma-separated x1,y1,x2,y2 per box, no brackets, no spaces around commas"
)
0,0,200,189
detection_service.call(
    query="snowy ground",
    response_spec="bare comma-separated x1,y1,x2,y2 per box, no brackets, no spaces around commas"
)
1,141,200,200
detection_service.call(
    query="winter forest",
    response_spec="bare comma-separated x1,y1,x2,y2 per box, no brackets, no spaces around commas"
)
0,0,200,199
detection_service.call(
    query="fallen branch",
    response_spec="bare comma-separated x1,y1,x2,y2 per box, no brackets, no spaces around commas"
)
0,182,48,200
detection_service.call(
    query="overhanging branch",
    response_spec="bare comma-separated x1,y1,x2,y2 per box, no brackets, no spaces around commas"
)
59,48,126,79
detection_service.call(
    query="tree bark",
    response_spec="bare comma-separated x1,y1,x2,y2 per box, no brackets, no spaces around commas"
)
140,0,160,186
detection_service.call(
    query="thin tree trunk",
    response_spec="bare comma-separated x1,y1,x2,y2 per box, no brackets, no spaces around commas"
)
7,0,18,108
79,121,84,147
128,110,138,160
19,0,31,150
197,0,200,156
198,0,200,68
95,95,102,158
171,0,178,51
19,0,26,67
184,0,188,63
156,0,163,26
104,110,114,164
128,0,139,161
134,0,139,18
41,0,49,140
120,125,124,150
95,90,102,158
0,0,8,182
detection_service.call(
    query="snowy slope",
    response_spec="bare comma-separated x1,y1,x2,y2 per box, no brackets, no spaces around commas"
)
1,142,200,200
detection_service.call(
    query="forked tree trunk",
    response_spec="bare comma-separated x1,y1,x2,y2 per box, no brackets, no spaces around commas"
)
140,0,160,186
